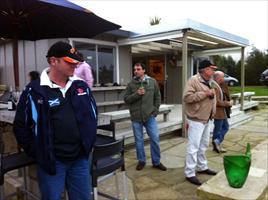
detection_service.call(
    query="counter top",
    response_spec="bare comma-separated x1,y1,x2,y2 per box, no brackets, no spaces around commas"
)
92,86,126,91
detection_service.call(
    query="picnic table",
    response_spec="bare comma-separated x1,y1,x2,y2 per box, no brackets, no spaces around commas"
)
230,92,255,105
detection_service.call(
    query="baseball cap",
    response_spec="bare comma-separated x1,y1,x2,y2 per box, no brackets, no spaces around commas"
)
46,41,82,64
199,60,217,70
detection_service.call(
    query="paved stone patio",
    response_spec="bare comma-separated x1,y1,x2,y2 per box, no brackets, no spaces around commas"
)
97,105,268,200
1,105,267,199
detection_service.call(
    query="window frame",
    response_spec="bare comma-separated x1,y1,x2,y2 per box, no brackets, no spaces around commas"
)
69,38,119,84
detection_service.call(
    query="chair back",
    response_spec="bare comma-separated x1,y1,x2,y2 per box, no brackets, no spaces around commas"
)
91,138,125,185
0,151,35,185
93,138,124,160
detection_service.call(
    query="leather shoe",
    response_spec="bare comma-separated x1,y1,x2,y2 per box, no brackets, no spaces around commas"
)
153,162,167,171
136,162,145,171
220,146,227,153
213,140,220,153
212,141,218,153
186,176,202,186
197,169,217,175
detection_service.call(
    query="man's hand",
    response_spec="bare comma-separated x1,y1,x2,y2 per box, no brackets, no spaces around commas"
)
137,87,145,95
205,89,215,99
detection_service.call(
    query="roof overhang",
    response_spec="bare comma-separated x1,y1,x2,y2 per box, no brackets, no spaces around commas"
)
117,19,249,56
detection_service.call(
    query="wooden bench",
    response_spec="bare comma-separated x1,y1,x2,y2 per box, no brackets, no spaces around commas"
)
97,104,174,139
96,100,125,107
197,139,268,200
230,92,255,105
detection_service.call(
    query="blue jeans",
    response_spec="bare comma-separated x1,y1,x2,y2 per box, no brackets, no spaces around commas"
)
213,118,229,145
37,156,92,200
132,116,161,165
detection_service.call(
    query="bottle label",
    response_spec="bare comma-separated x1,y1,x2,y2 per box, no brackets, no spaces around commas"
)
8,101,13,110
140,81,143,88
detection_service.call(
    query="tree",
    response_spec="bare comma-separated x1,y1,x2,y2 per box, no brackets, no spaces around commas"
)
244,47,268,85
213,55,237,77
150,16,161,25
213,47,268,85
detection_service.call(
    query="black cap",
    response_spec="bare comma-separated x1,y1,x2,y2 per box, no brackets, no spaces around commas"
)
199,60,217,70
46,41,83,64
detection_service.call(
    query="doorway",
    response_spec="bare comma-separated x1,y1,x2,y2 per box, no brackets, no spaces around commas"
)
132,55,165,102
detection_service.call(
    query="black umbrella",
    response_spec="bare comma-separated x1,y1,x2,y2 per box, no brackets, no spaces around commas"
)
0,0,121,87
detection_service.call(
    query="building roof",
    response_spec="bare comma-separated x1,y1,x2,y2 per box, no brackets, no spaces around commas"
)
118,19,249,56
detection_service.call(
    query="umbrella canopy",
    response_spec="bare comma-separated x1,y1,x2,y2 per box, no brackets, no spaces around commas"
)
0,0,121,40
0,0,121,88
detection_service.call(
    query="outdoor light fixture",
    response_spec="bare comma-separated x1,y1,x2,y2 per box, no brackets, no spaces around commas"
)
169,39,204,47
169,41,182,48
187,36,218,45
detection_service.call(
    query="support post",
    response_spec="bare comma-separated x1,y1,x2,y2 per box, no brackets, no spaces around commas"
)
240,47,245,111
12,40,19,90
182,30,188,137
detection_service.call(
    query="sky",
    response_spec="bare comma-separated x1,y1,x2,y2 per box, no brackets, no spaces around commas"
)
70,0,268,52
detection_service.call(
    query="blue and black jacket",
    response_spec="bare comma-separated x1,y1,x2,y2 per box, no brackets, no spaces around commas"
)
13,79,97,175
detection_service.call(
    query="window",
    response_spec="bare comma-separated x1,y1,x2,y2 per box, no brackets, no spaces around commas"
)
98,45,115,84
74,41,116,84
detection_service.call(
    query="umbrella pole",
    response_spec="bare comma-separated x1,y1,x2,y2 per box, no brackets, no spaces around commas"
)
12,40,19,90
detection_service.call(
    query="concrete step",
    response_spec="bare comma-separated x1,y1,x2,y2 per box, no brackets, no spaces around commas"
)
231,105,242,113
242,101,259,110
251,96,268,102
229,105,253,128
115,120,183,146
231,101,259,112
229,113,253,128
209,109,253,132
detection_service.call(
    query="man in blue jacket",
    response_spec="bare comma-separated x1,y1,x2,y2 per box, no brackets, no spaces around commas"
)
13,41,98,199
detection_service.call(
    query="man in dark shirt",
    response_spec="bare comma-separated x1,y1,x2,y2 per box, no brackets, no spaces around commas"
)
14,41,97,199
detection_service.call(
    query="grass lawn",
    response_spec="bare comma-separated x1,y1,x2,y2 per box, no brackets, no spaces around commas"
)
229,86,268,96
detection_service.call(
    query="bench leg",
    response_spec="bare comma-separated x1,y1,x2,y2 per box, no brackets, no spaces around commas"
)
111,121,116,139
163,112,170,122
234,99,237,105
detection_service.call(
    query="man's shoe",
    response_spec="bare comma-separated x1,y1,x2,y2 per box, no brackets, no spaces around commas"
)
153,162,167,171
136,162,145,171
186,176,202,186
197,169,217,175
212,141,219,153
220,144,227,153
220,146,227,153
213,140,220,153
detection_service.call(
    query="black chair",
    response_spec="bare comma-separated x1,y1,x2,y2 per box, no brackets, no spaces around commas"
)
91,138,128,200
0,143,36,200
95,134,116,146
